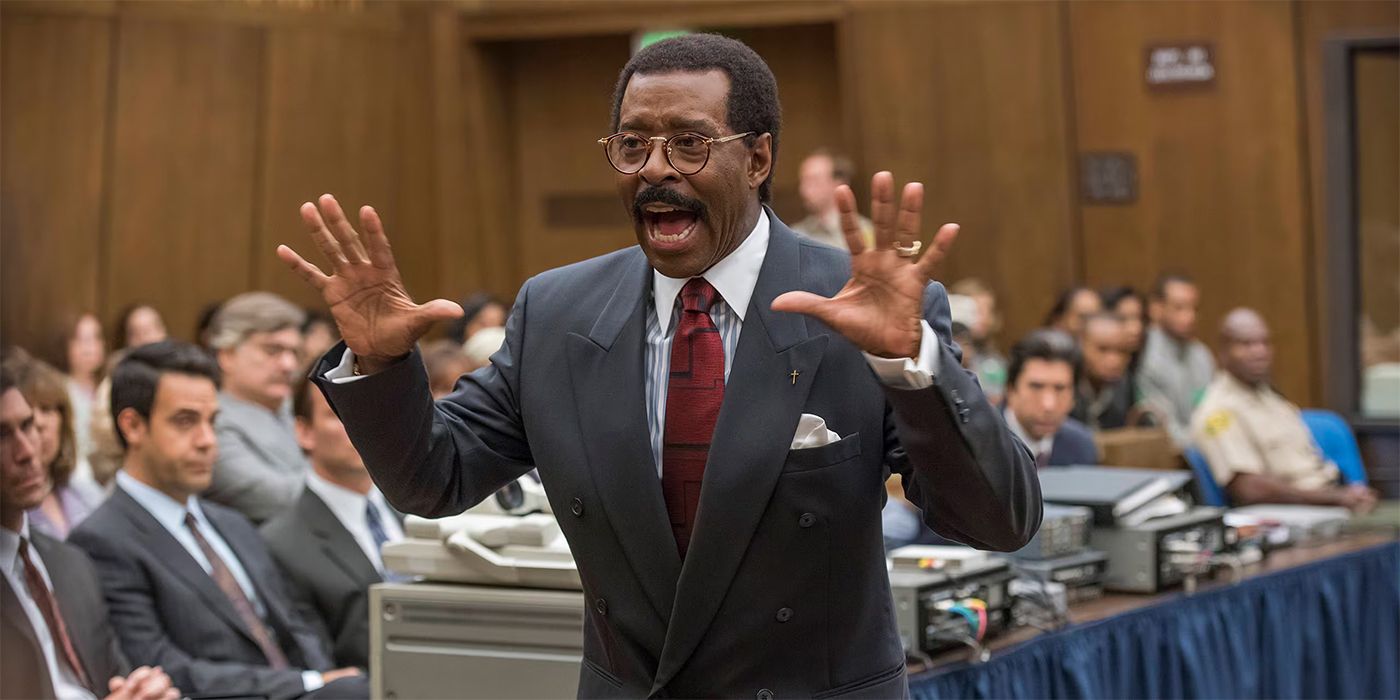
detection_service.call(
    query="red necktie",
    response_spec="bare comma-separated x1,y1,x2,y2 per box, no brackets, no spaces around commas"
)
662,278,725,558
18,538,91,689
184,513,290,669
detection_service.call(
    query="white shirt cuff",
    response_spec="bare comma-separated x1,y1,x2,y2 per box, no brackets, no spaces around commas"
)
302,671,325,692
864,321,940,389
325,348,368,384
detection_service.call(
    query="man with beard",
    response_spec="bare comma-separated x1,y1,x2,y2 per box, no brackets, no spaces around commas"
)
278,34,1040,698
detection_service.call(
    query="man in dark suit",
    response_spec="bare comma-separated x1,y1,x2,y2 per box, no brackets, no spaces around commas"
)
68,342,367,700
278,34,1041,698
262,375,403,669
1003,329,1101,467
0,364,177,700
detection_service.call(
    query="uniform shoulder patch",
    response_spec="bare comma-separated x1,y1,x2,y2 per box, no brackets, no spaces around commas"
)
1204,410,1233,437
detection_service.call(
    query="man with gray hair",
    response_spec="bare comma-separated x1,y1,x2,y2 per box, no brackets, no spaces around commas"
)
205,292,310,523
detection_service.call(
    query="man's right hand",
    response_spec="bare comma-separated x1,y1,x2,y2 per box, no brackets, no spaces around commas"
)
277,194,463,374
105,666,178,700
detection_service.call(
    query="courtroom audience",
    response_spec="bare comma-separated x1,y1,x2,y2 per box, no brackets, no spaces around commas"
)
69,341,367,700
1003,329,1099,468
1191,309,1378,512
193,300,224,354
950,278,1009,402
263,375,406,670
791,148,873,251
204,292,310,524
63,312,107,465
1071,312,1137,431
4,355,101,538
1138,274,1214,448
1043,286,1103,338
1100,285,1148,360
1,363,181,700
87,375,124,491
447,292,507,345
112,304,168,351
421,339,474,398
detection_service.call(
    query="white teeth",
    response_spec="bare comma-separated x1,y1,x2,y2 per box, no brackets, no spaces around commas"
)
649,219,699,243
643,203,682,213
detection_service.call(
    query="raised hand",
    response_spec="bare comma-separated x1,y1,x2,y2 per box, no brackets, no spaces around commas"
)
771,171,959,358
277,194,463,373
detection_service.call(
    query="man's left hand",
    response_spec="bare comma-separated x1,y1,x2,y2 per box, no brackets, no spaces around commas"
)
772,171,959,359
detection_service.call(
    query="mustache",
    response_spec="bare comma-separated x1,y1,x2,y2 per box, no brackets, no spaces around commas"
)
632,187,707,224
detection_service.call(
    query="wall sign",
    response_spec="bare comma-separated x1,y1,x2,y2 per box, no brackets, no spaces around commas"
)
1080,152,1138,205
1146,43,1216,88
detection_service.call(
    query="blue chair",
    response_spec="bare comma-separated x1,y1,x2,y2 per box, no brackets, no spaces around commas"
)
1184,447,1230,507
1300,409,1368,485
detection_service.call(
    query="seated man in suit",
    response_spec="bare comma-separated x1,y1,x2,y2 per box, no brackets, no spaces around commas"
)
262,374,404,669
0,363,177,700
1004,329,1099,467
1192,308,1378,511
68,342,367,700
204,291,311,523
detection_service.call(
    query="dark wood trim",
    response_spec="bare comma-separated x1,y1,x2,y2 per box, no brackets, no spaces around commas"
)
1320,34,1399,418
458,0,845,41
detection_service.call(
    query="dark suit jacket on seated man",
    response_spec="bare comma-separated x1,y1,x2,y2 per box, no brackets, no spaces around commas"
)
68,342,367,700
262,375,405,669
0,364,178,700
279,34,1041,699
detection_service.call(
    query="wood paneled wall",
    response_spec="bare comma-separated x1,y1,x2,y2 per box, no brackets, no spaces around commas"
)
3,0,1396,409
0,1,448,365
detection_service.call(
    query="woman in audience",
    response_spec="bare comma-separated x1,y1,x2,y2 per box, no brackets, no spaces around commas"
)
1101,285,1148,357
113,303,169,350
7,354,101,538
1044,286,1103,337
950,278,1008,403
63,311,106,461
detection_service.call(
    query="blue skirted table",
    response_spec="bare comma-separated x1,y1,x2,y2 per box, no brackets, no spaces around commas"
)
910,537,1399,699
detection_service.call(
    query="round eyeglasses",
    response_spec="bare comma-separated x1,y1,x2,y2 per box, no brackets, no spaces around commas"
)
597,131,755,175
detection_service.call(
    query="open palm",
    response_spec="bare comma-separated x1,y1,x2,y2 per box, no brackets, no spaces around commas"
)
772,172,959,359
277,194,462,370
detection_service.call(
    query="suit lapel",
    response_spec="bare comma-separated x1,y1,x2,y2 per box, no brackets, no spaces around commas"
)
567,248,682,626
301,490,382,586
0,575,51,698
652,221,828,693
111,490,264,649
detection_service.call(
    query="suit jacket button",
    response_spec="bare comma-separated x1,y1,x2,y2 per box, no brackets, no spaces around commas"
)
571,498,584,516
798,513,817,528
595,598,607,616
757,689,775,700
775,607,793,622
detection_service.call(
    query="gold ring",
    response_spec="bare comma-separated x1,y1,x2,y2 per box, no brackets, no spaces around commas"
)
892,240,922,258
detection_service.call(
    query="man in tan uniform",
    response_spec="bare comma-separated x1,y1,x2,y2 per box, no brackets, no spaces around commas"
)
1192,308,1377,511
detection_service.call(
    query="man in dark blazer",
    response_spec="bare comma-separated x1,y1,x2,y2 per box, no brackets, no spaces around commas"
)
68,342,367,700
0,365,177,700
262,375,404,669
279,34,1040,698
1003,329,1101,467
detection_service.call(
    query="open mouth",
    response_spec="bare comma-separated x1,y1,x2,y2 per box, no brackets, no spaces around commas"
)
642,203,700,245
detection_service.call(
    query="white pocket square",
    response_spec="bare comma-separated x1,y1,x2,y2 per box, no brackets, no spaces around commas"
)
791,413,842,449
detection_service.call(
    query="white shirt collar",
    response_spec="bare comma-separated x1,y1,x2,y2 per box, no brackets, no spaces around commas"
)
1003,407,1055,457
116,470,206,532
305,469,385,524
652,209,770,336
0,514,29,576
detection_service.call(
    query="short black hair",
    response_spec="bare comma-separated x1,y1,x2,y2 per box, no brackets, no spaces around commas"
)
1151,273,1195,300
610,33,782,203
110,341,220,449
447,292,505,344
292,371,316,423
0,363,15,395
1007,329,1081,388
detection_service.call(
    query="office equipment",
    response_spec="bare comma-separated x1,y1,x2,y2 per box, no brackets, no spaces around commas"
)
1009,504,1092,560
1089,507,1227,592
